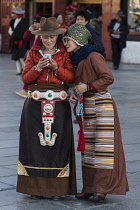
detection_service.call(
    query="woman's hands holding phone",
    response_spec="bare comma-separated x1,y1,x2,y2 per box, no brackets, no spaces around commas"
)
37,57,58,71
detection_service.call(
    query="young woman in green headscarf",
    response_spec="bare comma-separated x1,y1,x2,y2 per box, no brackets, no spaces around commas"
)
63,23,129,203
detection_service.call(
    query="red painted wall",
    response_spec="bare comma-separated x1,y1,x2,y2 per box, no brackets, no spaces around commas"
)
102,0,120,60
52,0,67,19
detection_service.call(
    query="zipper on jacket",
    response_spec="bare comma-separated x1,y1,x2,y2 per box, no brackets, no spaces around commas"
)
46,69,50,81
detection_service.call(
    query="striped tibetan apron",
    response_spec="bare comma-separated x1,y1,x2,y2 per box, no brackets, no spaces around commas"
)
82,92,114,169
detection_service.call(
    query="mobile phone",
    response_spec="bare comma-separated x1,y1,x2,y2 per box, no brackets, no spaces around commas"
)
43,54,52,59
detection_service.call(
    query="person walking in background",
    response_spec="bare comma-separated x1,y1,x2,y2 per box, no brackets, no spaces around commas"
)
53,13,67,43
63,23,129,203
15,16,41,98
67,13,75,28
23,16,41,49
90,11,102,36
8,7,29,75
16,17,76,200
53,13,67,29
108,10,129,70
75,10,105,57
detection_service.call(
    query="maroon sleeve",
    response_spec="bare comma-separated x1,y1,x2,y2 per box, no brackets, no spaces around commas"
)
23,29,33,42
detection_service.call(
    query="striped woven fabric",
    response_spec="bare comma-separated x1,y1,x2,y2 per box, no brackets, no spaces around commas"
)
82,92,114,169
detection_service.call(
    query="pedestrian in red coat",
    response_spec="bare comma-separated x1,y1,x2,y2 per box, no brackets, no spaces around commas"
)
23,16,42,48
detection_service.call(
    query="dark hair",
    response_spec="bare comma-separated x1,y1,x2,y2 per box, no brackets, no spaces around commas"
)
95,11,102,18
33,16,41,23
75,10,91,22
53,13,61,19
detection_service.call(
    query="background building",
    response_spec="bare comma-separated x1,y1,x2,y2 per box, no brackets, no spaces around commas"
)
0,0,140,62
121,0,140,64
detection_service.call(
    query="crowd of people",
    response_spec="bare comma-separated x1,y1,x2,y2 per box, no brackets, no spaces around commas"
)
8,6,129,203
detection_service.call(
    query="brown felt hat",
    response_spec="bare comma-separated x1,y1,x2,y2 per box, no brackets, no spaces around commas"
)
32,17,66,36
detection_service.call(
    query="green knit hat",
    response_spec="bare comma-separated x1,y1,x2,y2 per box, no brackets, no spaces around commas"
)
63,23,92,46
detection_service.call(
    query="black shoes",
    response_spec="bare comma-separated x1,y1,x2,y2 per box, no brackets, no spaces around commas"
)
114,66,118,70
75,193,94,199
93,194,106,203
30,195,61,201
52,196,61,201
75,192,106,203
30,195,44,199
30,193,106,202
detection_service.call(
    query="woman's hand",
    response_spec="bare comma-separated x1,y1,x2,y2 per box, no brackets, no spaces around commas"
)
37,57,58,71
46,58,58,71
29,24,35,32
69,91,78,103
75,82,87,94
113,31,121,34
37,57,49,70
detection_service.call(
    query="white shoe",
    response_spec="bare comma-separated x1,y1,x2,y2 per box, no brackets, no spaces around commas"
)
15,90,28,98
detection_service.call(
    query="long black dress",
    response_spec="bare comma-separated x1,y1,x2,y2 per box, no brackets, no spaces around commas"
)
9,18,29,60
17,84,77,196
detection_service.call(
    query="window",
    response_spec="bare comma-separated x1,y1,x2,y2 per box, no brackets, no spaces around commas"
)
128,0,140,31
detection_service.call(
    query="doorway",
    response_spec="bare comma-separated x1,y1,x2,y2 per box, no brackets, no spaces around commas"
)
36,3,52,17
78,4,102,18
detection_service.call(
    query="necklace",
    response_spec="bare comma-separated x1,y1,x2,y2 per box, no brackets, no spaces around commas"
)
42,45,55,52
41,45,58,55
48,47,55,51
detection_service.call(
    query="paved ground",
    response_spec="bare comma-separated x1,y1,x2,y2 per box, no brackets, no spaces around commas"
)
0,53,140,210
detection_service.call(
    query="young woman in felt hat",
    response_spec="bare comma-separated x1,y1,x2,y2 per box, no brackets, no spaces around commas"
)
63,23,129,203
16,17,76,200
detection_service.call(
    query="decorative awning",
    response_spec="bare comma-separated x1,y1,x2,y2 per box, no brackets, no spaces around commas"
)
34,0,52,2
76,0,102,3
